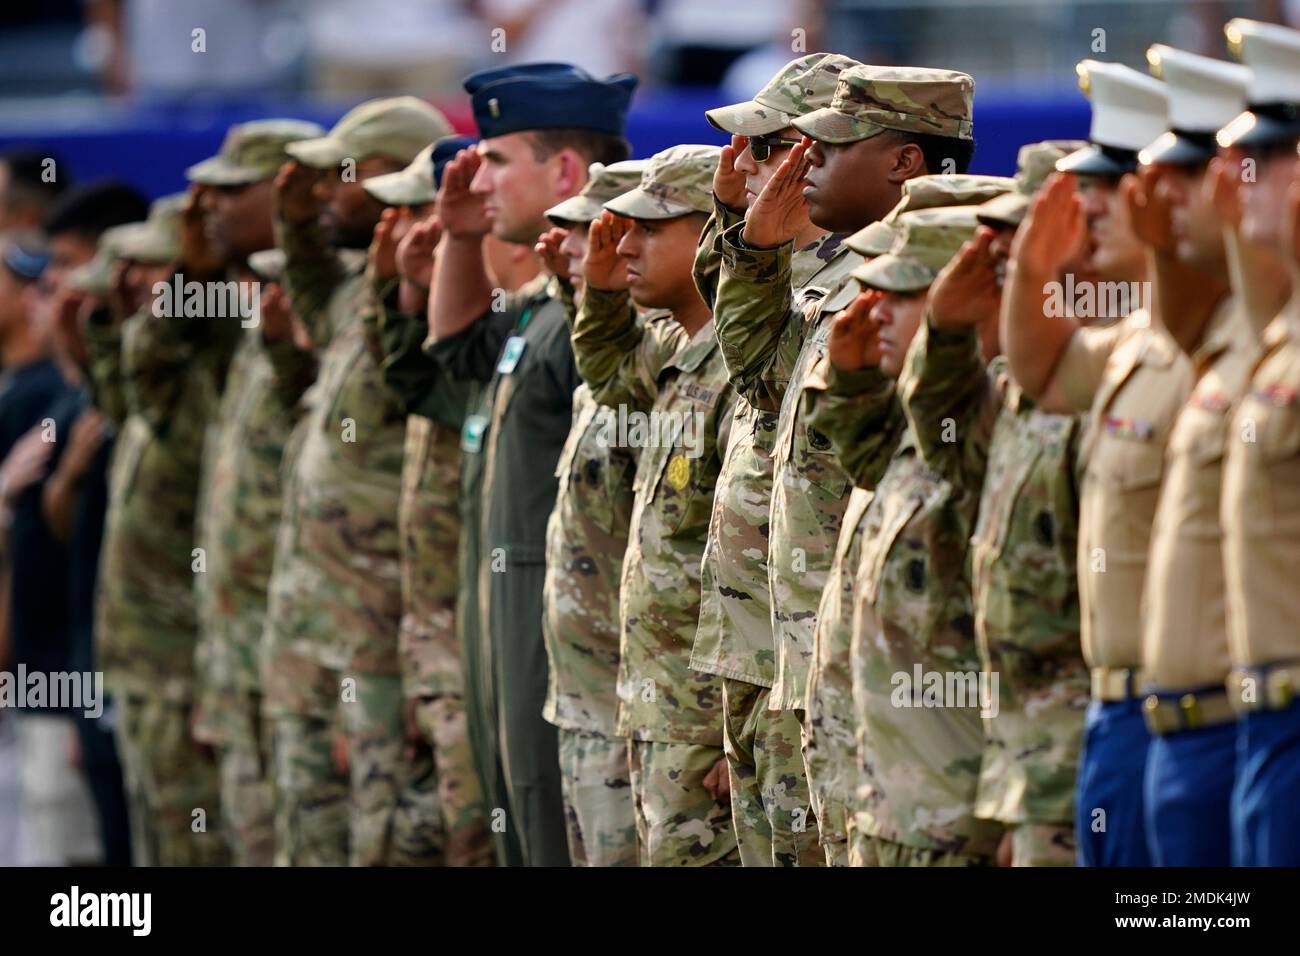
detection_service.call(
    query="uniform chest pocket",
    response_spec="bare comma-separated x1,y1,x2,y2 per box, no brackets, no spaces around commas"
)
648,396,720,539
1168,406,1227,468
861,492,924,606
1096,430,1165,492
1254,395,1300,464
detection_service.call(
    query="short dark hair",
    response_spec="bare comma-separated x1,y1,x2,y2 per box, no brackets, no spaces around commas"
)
528,128,631,167
884,130,976,176
1,147,71,208
43,180,149,240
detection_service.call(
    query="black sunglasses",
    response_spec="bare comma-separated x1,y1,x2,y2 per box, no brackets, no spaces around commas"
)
746,135,802,163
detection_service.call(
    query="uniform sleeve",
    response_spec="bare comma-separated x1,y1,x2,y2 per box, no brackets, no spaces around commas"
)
692,195,745,307
712,222,801,412
803,354,904,490
262,335,317,413
572,285,687,413
82,305,128,426
424,305,516,385
898,318,1000,491
276,214,345,350
1055,321,1128,412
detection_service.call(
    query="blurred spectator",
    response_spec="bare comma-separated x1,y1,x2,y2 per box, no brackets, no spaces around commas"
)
0,233,99,865
304,0,482,97
478,0,644,78
0,149,71,235
83,0,305,98
647,0,792,86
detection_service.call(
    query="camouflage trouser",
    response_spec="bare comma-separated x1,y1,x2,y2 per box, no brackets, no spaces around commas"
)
1009,822,1076,866
215,687,275,866
802,489,869,866
849,830,995,867
114,692,229,867
412,694,494,866
628,739,741,867
342,673,446,866
557,728,637,867
721,679,823,867
265,648,349,867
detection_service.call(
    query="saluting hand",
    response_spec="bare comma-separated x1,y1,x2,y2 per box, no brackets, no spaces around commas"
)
1008,172,1082,280
713,134,748,212
827,290,884,372
1122,167,1174,253
179,184,223,276
107,259,134,322
259,282,294,344
274,159,322,226
534,226,571,281
368,207,401,281
929,228,1003,330
1205,157,1242,229
741,135,812,249
584,211,631,291
436,148,491,239
1288,174,1300,268
398,215,442,290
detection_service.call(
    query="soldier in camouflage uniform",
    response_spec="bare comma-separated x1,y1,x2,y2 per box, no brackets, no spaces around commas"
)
572,146,741,866
806,205,1011,866
893,142,1090,867
186,119,324,867
359,135,495,866
83,194,233,866
710,64,980,863
690,53,859,867
262,97,452,866
535,159,645,866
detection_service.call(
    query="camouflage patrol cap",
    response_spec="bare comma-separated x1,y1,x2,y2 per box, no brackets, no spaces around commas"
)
547,159,647,224
978,141,1084,227
846,220,898,257
844,174,1012,254
187,119,326,187
705,53,863,135
286,97,454,169
112,193,186,265
363,142,438,207
852,206,980,292
66,224,132,295
792,64,975,144
604,146,721,220
247,248,286,283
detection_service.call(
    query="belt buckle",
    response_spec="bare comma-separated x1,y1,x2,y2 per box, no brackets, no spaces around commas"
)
1143,694,1168,734
1273,670,1294,710
1179,693,1202,730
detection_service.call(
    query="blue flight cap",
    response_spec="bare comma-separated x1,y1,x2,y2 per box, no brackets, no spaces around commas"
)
464,62,638,139
432,135,478,188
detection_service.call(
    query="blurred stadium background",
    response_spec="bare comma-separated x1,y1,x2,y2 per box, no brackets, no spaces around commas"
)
0,1,1288,199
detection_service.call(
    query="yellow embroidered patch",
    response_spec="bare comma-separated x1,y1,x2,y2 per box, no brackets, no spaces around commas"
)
666,454,691,490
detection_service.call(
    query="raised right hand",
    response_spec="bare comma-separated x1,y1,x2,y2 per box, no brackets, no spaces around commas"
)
740,135,812,249
827,290,884,372
714,134,748,212
274,160,322,226
436,148,491,238
584,211,631,291
1008,172,1083,279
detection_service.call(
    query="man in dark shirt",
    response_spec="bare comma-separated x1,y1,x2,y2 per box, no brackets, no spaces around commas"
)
0,233,96,864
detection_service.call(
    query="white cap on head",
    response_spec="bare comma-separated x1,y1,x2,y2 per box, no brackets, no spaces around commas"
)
1226,18,1300,105
1080,60,1169,150
1147,45,1249,133
1058,60,1169,175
